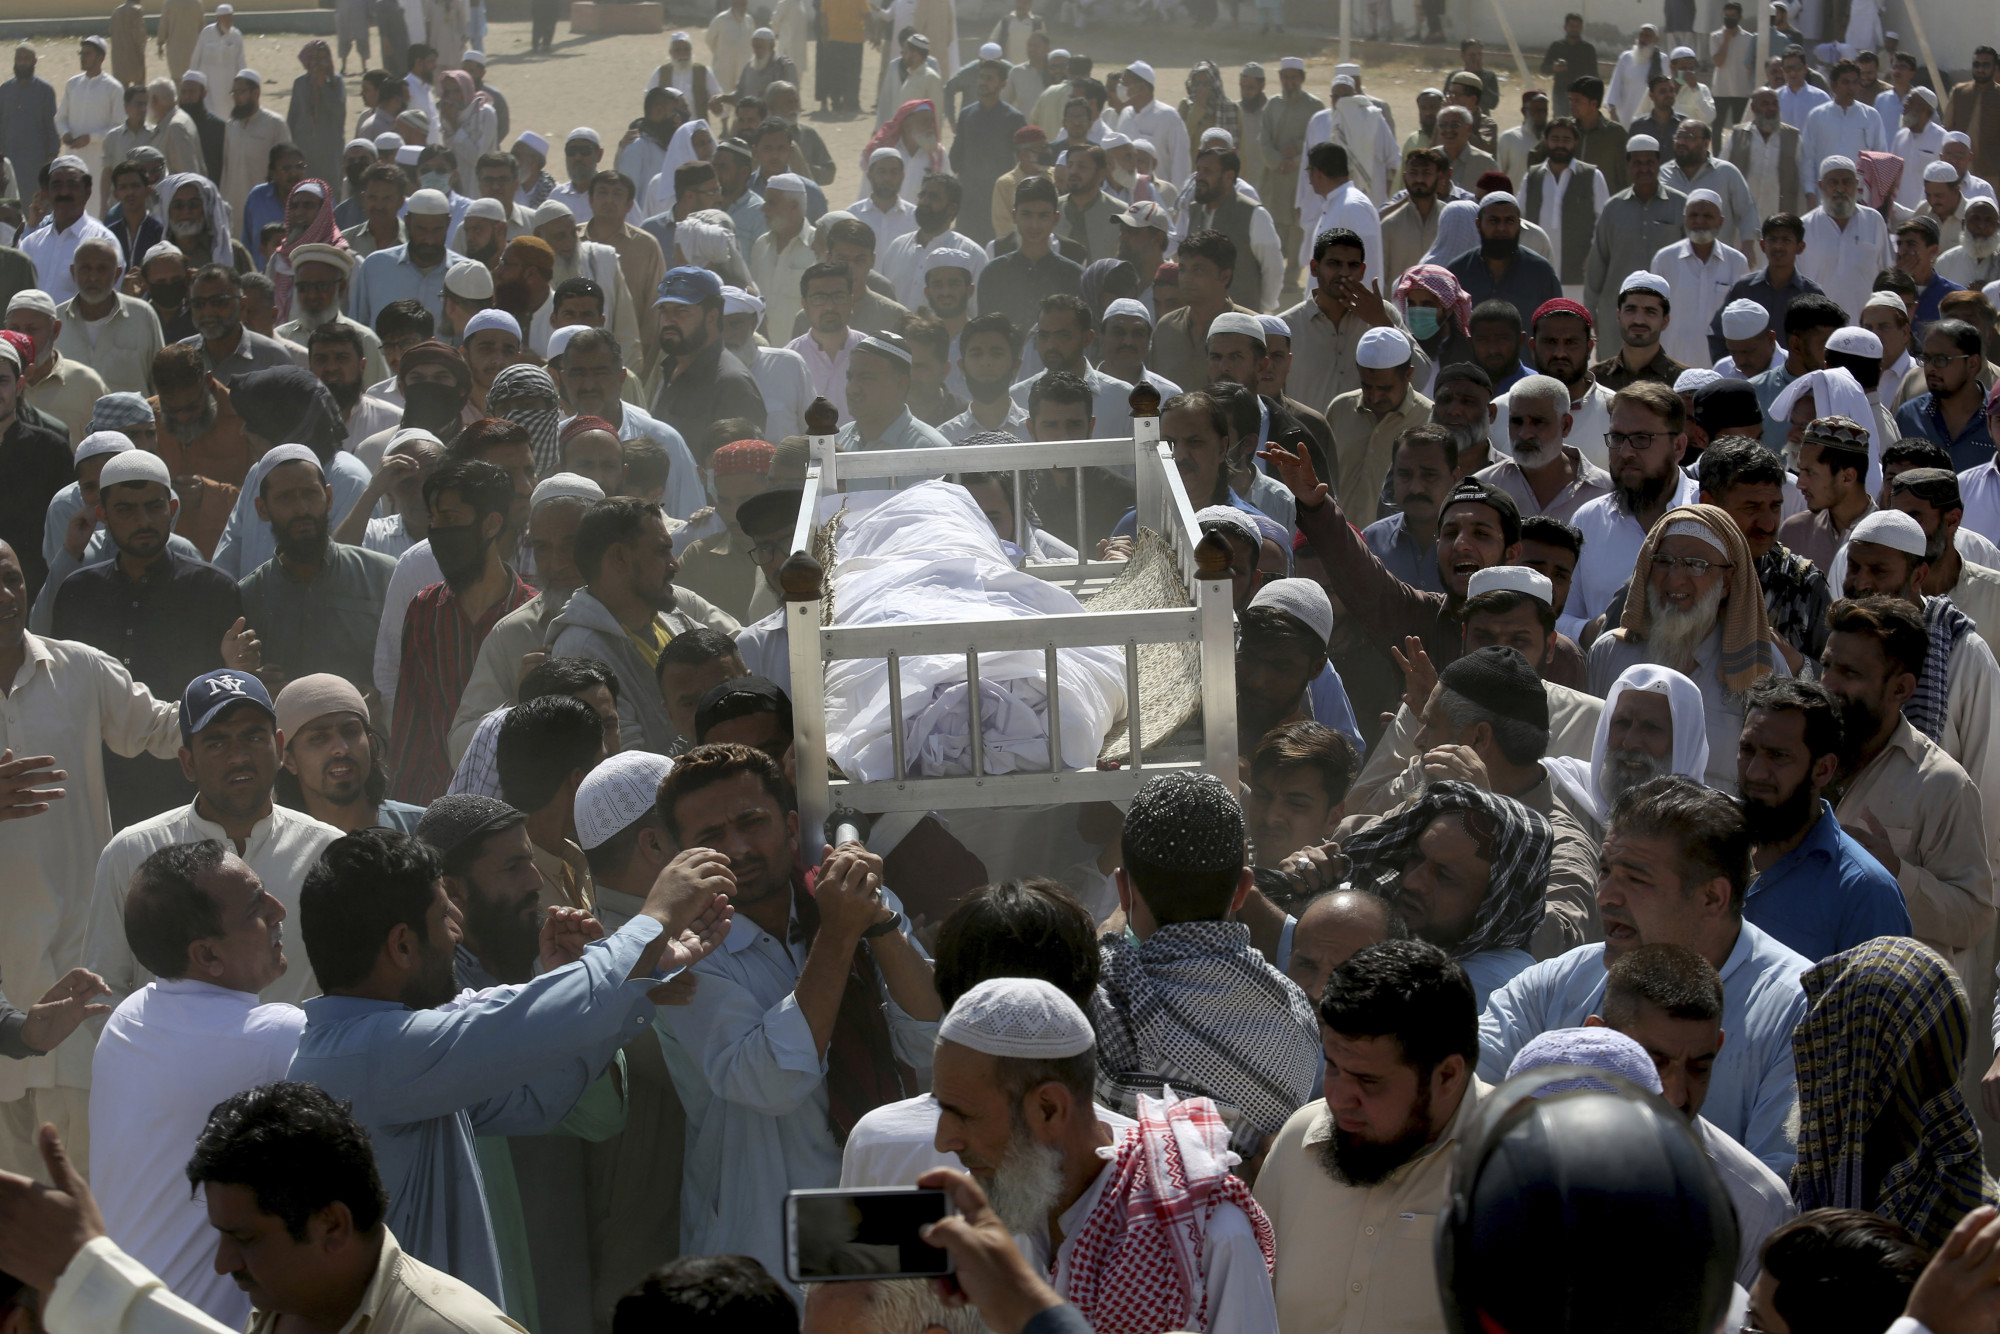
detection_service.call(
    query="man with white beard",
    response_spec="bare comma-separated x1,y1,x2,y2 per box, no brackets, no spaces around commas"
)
1586,499,1793,794
1296,76,1397,210
1545,662,1710,846
931,976,1282,1334
1606,26,1669,126
1937,196,2000,289
273,242,391,385
1796,156,1894,323
531,198,638,355
1472,373,1612,524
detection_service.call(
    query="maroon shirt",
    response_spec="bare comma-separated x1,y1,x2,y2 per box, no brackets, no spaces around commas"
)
389,572,536,804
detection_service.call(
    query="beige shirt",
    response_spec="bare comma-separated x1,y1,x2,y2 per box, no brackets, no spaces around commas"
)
1473,446,1614,525
25,352,110,447
1254,1081,1487,1334
1835,717,1995,976
532,836,595,913
248,1231,526,1334
1378,200,1442,294
56,293,165,398
1327,384,1433,522
1347,681,1604,819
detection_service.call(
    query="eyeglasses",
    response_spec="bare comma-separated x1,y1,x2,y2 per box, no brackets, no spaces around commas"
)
1652,554,1732,576
1921,352,1974,368
750,539,789,563
1605,430,1678,449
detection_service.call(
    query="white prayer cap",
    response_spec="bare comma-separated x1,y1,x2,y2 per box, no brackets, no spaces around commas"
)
1619,270,1671,299
260,445,324,479
764,172,808,195
1662,517,1728,556
289,242,352,275
74,431,135,466
1332,75,1356,90
1909,86,1939,110
531,198,576,230
387,427,444,453
1194,504,1259,547
1924,160,1961,184
980,41,1003,58
921,246,978,276
97,450,174,491
940,977,1095,1059
1101,131,1131,149
79,34,110,53
1207,311,1266,345
1280,56,1306,72
1335,61,1361,76
721,284,766,317
566,126,602,147
293,180,327,204
345,137,376,154
869,146,902,167
1818,154,1857,176
1130,137,1158,159
1123,60,1157,86
395,145,423,166
216,3,233,12
1674,368,1722,394
374,131,403,153
1259,314,1290,343
545,325,589,360
1625,134,1661,154
1250,577,1335,642
1104,297,1153,326
575,750,674,850
48,156,88,176
141,241,184,267
753,26,775,40
406,189,453,217
530,471,607,511
1968,197,2000,218
463,196,507,222
1684,187,1723,208
1826,325,1883,357
1356,326,1412,368
462,309,522,341
670,29,692,43
181,70,208,89
0,338,19,374
6,290,55,319
1476,190,1519,212
514,130,550,158
1419,86,1444,99
1467,565,1553,606
235,68,261,85
1049,48,1070,60
1848,508,1928,558
444,259,495,300
1670,45,1697,60
1864,289,1911,316
1720,298,1770,338
856,332,914,365
1946,131,1973,148
463,49,487,64
1199,127,1234,149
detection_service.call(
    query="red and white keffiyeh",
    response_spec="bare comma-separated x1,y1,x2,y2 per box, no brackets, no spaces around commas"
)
270,178,350,322
1394,263,1473,334
1857,150,1904,210
1062,1090,1275,1334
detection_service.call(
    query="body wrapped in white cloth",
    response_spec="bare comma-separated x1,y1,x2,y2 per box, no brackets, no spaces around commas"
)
823,481,1128,782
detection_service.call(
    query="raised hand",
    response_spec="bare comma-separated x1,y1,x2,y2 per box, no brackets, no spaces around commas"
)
1256,441,1329,510
642,847,737,935
221,617,262,670
0,751,66,821
658,894,734,974
0,1127,106,1296
1390,635,1438,715
18,969,112,1055
815,841,891,939
538,906,604,973
1906,1206,2000,1334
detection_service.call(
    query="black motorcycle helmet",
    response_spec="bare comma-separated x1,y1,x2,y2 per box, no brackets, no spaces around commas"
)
1436,1067,1740,1334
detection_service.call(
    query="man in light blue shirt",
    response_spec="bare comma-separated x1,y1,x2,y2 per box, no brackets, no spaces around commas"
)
1479,774,1813,1175
833,332,955,490
350,187,469,325
288,812,732,1313
1775,50,1832,132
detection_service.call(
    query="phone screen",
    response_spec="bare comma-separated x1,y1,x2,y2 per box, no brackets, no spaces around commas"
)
785,1188,955,1283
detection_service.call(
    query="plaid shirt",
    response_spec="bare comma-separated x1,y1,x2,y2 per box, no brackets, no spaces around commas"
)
389,572,535,804
1758,542,1831,665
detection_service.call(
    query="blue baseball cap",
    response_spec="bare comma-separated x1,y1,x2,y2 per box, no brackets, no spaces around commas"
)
655,266,723,307
180,669,276,742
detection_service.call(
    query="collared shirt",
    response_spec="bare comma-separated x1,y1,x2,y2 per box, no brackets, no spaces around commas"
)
1897,392,1997,473
1447,244,1564,332
787,327,865,421
289,917,667,1310
51,549,242,703
1565,468,1701,624
1359,511,1445,593
1481,923,1812,1173
19,211,121,307
247,1230,525,1334
238,542,398,694
85,801,344,1008
656,891,937,1287
1744,800,1912,962
1473,444,1613,524
1707,268,1825,365
349,242,473,326
90,979,305,1327
212,449,373,580
1279,299,1424,419
56,293,164,398
878,226,987,310
1778,497,1875,574
389,570,538,804
1776,80,1833,130
1009,365,1135,440
850,193,919,252
1529,161,1611,277
1797,206,1894,328
1253,1084,1485,1334
1327,385,1434,521
23,352,109,448
1591,344,1692,392
647,340,769,473
1585,622,1793,794
56,70,123,145
1651,240,1749,369
1835,717,1996,975
177,327,300,387
832,408,955,491
749,227,818,350
939,398,1029,443
1961,462,2000,545
976,245,1086,340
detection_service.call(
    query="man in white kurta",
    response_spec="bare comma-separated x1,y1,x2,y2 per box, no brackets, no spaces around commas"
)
219,73,293,223
707,0,758,104
188,17,246,108
1298,81,1399,210
55,40,124,174
1607,29,1668,126
1116,62,1191,192
1796,159,1893,325
1798,79,1886,202
0,615,182,1183
1650,190,1749,369
1891,92,1946,207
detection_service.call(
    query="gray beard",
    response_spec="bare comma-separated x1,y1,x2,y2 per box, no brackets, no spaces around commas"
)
1968,234,2000,260
1645,582,1724,675
164,393,218,443
170,219,207,240
1754,115,1781,134
294,302,340,332
1827,196,1858,220
984,1123,1067,1236
1599,745,1669,806
1510,435,1560,469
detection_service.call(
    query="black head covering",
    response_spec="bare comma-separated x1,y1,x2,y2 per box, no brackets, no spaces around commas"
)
231,366,350,465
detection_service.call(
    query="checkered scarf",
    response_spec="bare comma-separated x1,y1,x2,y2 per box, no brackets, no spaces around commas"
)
1393,264,1473,335
1792,937,2000,1251
1906,594,1973,744
1341,780,1551,960
1091,921,1320,1138
1614,504,1782,694
1858,150,1904,209
1063,1090,1275,1334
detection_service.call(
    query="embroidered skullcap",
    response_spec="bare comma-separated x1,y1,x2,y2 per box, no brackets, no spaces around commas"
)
556,415,617,449
1506,1027,1664,1096
958,430,1023,448
1819,154,1856,176
1355,326,1412,369
415,793,523,859
1674,368,1722,394
530,472,605,509
1122,771,1245,874
374,131,403,153
1848,508,1928,558
273,674,369,741
1280,56,1306,72
0,332,26,373
6,290,55,318
463,196,507,223
1684,188,1723,209
939,977,1096,1058
1662,517,1728,555
1625,135,1660,154
1467,565,1553,606
1719,298,1769,338
1924,160,1961,184
289,242,353,277
1529,298,1593,332
713,440,776,475
1194,504,1259,548
74,430,135,465
1803,413,1870,452
1619,270,1671,300
1440,646,1549,730
461,309,521,341
1825,326,1882,357
405,188,453,216
531,198,575,230
856,332,913,365
90,392,155,433
1476,190,1519,213
97,450,174,490
1249,578,1334,642
1207,311,1266,345
575,750,675,850
1014,125,1048,145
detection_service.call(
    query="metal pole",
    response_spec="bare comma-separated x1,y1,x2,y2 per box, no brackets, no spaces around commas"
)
1341,0,1351,64
1489,0,1537,92
1897,0,1945,115
1755,0,1771,102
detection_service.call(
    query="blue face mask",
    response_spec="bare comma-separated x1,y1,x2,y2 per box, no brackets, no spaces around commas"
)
1408,306,1442,339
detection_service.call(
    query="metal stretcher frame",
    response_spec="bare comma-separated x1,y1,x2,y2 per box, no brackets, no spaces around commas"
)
778,387,1241,845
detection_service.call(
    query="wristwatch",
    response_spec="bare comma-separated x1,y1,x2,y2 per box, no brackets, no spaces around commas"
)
861,910,904,940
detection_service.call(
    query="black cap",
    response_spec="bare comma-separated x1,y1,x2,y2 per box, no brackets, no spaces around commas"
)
1691,378,1764,436
694,675,792,745
1440,477,1522,549
414,793,524,859
736,487,804,538
1439,646,1549,730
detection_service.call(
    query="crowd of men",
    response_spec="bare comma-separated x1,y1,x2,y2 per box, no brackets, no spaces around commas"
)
5,2,2000,1334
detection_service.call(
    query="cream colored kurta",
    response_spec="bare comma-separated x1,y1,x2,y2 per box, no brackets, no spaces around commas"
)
1346,680,1604,818
1327,384,1433,521
158,0,208,84
220,105,291,224
152,107,204,176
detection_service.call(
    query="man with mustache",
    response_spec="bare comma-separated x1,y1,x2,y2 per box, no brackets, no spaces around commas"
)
1696,430,1829,671
1937,195,2000,289
1545,662,1708,848
275,243,391,386
274,674,423,834
179,264,299,386
1473,372,1611,525
52,448,251,825
351,189,468,328
16,156,119,309
1796,156,1894,323
1565,382,1701,627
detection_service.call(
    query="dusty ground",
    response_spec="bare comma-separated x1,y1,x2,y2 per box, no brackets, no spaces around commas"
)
17,18,1504,200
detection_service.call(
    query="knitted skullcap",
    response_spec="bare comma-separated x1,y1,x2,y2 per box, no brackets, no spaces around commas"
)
712,440,775,475
1121,771,1245,874
938,977,1096,1058
1249,577,1334,642
1194,503,1259,547
575,750,675,850
415,793,523,859
529,472,605,508
1438,646,1548,731
1506,1027,1665,1096
1718,298,1769,339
